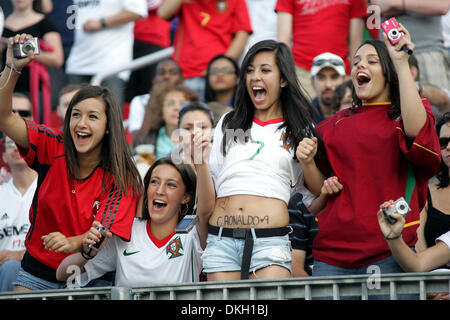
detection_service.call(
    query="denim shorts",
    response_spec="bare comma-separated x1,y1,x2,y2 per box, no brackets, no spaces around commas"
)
201,230,292,275
13,267,66,291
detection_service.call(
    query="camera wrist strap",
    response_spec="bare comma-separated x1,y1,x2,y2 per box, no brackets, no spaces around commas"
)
405,162,416,205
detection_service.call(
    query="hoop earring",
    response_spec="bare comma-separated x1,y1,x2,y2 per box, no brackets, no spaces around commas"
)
180,204,189,217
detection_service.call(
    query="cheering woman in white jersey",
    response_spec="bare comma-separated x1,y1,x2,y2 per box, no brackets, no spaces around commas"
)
203,40,322,281
56,148,215,286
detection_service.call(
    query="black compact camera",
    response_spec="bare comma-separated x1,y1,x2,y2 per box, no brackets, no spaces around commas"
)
88,225,108,250
12,37,40,59
175,215,198,233
382,197,411,224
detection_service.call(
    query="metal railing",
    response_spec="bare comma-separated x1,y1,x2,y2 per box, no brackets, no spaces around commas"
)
90,47,174,86
1,272,449,300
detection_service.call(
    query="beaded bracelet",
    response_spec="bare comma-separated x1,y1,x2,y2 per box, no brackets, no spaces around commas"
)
5,63,22,75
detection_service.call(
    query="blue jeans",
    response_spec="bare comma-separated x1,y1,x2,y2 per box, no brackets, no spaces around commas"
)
0,260,21,292
13,267,66,291
312,253,419,300
202,231,292,275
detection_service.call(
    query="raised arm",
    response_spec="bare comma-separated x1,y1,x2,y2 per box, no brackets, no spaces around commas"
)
0,34,35,149
383,24,426,138
192,128,215,249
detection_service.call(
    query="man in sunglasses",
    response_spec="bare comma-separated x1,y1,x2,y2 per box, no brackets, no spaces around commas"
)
310,52,346,124
0,93,33,183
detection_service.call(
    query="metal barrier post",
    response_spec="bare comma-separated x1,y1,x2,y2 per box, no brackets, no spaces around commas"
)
110,287,131,300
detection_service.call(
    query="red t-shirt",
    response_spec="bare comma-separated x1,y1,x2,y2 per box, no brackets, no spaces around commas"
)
134,9,171,48
172,0,252,79
19,121,138,280
313,99,441,268
275,0,367,73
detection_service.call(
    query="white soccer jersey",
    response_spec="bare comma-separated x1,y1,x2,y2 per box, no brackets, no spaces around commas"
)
0,179,36,251
209,113,304,205
82,218,203,287
67,0,147,77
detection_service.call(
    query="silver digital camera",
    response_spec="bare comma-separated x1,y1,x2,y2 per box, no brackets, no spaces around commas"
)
382,197,411,224
88,226,108,250
12,37,40,59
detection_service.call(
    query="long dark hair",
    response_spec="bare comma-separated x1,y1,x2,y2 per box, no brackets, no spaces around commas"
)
63,85,142,196
351,39,401,119
220,40,320,157
436,112,450,189
141,157,197,220
205,54,239,105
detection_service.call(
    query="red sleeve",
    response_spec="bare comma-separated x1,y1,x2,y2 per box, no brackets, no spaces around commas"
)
275,0,293,14
230,0,253,35
95,182,138,241
350,0,368,18
18,120,64,169
397,98,441,179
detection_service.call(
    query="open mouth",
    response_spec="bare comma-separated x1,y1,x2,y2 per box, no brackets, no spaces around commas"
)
76,132,92,141
152,200,167,209
356,72,371,86
252,86,267,103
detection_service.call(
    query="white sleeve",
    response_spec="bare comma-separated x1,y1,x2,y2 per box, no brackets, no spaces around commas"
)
123,0,148,17
127,94,149,132
436,230,450,250
81,237,118,287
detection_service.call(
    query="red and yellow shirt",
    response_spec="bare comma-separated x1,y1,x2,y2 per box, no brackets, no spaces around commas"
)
313,99,441,268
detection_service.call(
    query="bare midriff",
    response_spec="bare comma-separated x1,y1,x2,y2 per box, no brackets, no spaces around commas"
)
209,195,289,229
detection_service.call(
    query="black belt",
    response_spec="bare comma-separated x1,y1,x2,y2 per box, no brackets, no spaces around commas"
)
207,224,292,280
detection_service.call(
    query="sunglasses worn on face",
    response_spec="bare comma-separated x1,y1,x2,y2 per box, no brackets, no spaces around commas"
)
13,109,32,118
209,68,235,75
312,59,344,67
439,137,450,150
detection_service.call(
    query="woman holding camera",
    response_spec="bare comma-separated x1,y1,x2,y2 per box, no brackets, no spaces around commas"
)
378,201,450,274
57,153,213,287
297,24,441,279
0,34,141,291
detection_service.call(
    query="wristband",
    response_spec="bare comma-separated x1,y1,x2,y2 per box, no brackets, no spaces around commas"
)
383,231,401,240
81,247,94,260
100,18,107,29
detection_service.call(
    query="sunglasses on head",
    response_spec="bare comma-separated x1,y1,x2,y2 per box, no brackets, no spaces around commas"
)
439,137,450,150
312,58,344,67
13,109,32,118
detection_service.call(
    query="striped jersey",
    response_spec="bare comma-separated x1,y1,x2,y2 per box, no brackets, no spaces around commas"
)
18,121,138,281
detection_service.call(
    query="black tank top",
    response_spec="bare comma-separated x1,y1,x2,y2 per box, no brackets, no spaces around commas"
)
424,188,450,248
